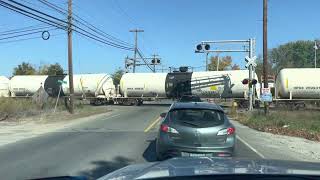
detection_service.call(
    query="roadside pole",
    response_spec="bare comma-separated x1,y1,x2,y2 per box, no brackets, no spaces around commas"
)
263,0,269,114
54,85,62,113
314,40,318,68
248,38,253,111
205,52,209,71
216,53,220,71
129,29,144,73
67,0,75,114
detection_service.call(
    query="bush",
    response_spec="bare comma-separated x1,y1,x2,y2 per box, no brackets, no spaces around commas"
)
0,97,70,120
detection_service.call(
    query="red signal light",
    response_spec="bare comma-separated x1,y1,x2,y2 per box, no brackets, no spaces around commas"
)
242,79,249,85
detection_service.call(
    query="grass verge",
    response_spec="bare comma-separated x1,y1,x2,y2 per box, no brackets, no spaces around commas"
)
0,98,111,122
234,110,320,141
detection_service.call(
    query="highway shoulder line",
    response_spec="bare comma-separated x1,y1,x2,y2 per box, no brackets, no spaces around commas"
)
144,117,161,133
237,135,265,159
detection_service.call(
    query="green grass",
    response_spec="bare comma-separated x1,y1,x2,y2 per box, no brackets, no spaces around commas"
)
0,98,95,121
236,110,320,141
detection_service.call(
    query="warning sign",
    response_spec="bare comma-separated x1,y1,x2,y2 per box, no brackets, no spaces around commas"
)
210,86,217,91
261,87,272,102
261,88,271,95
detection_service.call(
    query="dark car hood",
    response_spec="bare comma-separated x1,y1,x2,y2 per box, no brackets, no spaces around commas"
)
97,157,320,180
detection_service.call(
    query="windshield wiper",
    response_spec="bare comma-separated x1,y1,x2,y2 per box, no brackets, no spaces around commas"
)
181,121,199,127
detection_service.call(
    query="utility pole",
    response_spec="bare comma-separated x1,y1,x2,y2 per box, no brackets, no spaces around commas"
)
129,29,144,73
67,0,74,114
205,52,209,71
314,40,318,68
263,0,269,114
248,38,254,111
216,53,220,71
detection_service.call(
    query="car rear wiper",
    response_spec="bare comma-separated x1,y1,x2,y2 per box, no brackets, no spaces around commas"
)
181,121,199,127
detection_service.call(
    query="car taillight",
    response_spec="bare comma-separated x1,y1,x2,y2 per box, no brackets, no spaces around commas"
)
217,127,235,136
160,124,179,134
227,127,235,135
160,124,169,132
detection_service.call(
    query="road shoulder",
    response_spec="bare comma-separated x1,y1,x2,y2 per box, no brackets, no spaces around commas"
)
0,108,118,147
231,119,320,162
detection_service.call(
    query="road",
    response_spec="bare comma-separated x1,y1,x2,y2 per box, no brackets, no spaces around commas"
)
0,104,262,180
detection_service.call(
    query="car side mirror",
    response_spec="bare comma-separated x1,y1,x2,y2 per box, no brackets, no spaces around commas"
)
160,112,167,118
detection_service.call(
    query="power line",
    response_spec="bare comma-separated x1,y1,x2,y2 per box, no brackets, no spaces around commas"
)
0,0,134,50
18,0,61,14
37,0,133,48
6,0,130,49
0,1,67,30
37,0,67,15
71,2,133,47
0,23,46,33
0,32,64,44
111,0,137,26
0,28,57,40
0,27,57,40
0,25,52,36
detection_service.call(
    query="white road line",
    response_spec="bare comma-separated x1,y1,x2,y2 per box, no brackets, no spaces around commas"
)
102,114,121,120
237,135,265,159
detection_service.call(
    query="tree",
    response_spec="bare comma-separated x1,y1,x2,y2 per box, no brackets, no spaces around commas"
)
254,54,274,81
270,40,319,72
13,62,36,75
39,63,64,75
231,64,240,70
111,68,124,86
208,55,233,71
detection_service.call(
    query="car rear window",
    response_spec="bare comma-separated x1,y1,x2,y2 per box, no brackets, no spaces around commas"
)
167,109,225,128
179,96,201,102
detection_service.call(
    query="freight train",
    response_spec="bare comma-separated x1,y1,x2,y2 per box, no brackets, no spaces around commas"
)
272,68,320,109
1,68,318,108
0,70,259,106
118,70,259,105
2,74,115,102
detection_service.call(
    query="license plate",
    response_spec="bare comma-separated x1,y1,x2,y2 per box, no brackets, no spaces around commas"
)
189,153,206,157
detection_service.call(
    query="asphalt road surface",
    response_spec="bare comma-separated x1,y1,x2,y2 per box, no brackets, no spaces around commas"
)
0,104,262,180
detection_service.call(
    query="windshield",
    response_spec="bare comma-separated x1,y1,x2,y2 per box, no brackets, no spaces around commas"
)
0,0,320,180
168,109,225,127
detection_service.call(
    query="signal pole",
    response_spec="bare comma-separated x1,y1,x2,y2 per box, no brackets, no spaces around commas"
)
129,29,144,73
314,40,318,68
263,0,269,114
152,54,158,73
67,0,74,113
205,52,209,71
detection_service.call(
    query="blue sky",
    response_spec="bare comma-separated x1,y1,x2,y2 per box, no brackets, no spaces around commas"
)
0,0,319,76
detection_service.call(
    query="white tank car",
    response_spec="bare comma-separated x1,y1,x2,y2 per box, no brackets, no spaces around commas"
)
191,70,259,98
9,75,48,97
0,76,9,97
120,73,167,97
276,68,320,99
120,70,258,99
62,74,115,99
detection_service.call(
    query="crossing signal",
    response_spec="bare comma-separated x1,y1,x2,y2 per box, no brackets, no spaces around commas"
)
195,44,210,52
204,44,210,50
242,78,258,85
252,79,258,85
196,44,202,51
242,79,249,85
151,59,161,64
